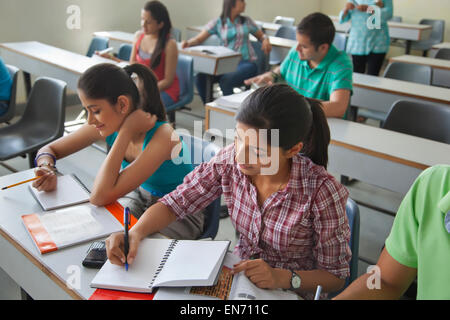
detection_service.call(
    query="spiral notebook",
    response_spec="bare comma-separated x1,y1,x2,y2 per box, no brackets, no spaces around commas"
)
90,238,230,293
28,174,90,211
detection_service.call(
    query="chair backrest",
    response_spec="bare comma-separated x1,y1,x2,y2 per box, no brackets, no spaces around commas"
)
383,62,432,85
171,27,182,42
178,133,222,239
333,33,348,51
435,48,450,60
274,25,297,40
117,43,132,61
390,16,403,22
19,77,67,140
176,54,194,105
419,19,445,43
273,16,295,27
86,36,109,57
0,64,20,123
382,100,450,144
251,41,270,74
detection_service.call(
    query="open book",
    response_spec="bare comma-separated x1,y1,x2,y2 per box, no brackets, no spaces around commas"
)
90,238,230,293
21,203,123,254
154,253,300,300
28,174,90,211
184,45,238,57
214,90,254,109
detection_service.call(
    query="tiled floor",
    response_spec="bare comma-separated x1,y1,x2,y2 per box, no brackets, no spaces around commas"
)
0,90,406,299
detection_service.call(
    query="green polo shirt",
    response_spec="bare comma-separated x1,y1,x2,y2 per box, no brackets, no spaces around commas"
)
385,165,450,300
279,44,353,103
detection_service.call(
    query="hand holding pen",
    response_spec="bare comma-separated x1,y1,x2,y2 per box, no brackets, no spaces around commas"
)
124,207,130,271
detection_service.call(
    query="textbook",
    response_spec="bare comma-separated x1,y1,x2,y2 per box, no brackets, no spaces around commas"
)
214,89,254,109
154,253,300,300
28,174,90,211
184,45,238,57
90,238,230,293
21,203,124,254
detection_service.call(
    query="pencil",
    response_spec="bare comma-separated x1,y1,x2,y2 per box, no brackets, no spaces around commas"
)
1,176,40,190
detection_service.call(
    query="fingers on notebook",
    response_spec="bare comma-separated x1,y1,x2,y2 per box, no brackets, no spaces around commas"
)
106,232,126,266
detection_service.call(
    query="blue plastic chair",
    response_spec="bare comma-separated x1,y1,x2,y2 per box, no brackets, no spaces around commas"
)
117,43,132,61
178,133,222,240
329,198,360,298
86,36,109,57
333,33,348,52
251,41,270,75
269,26,297,65
165,54,194,124
0,64,20,124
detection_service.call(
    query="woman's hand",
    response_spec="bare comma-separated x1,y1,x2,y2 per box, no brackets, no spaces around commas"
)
181,40,190,49
105,230,142,266
344,2,356,11
121,110,157,136
356,4,369,12
261,37,272,55
32,165,57,192
232,259,288,290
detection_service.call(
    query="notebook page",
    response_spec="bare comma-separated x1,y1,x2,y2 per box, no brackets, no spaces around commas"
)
214,90,254,109
90,238,172,293
154,240,229,287
29,174,90,211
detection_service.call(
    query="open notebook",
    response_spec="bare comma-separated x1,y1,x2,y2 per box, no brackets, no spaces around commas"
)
90,238,230,293
28,174,90,211
214,90,254,109
21,203,124,254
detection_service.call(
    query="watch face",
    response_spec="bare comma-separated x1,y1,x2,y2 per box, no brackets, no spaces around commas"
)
292,274,301,288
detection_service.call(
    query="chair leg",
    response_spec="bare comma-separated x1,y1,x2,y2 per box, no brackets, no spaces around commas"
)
168,111,176,127
28,151,37,168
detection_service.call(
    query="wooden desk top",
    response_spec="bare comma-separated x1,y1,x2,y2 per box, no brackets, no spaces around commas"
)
390,54,450,71
328,118,450,170
353,73,450,105
432,42,450,50
0,41,116,75
93,31,134,43
329,15,433,31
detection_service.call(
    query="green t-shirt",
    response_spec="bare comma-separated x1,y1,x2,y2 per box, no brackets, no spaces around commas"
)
279,44,353,103
385,165,450,300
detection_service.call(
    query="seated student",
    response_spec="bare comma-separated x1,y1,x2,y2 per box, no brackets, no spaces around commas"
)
32,63,204,240
181,0,272,103
99,1,180,109
106,84,352,300
245,13,353,119
334,165,450,300
0,57,12,117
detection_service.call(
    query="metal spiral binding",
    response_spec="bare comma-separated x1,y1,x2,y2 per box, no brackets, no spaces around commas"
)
149,240,179,288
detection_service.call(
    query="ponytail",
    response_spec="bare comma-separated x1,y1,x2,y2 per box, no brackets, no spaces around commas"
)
301,98,330,168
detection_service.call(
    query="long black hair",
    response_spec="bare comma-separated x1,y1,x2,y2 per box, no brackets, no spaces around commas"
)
144,1,173,69
235,84,330,168
220,0,246,24
78,63,166,121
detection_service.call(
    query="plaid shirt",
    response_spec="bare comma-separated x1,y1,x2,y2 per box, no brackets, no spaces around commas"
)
160,144,351,299
205,15,260,61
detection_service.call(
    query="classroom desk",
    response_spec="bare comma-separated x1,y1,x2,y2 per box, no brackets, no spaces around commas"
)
389,54,450,88
93,31,135,54
328,16,432,54
430,42,450,57
0,41,122,95
351,72,450,116
204,100,450,195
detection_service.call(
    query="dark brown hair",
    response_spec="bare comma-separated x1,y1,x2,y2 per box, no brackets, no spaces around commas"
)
297,12,336,50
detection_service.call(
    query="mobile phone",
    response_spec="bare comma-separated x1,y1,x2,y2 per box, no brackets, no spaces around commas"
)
82,241,107,269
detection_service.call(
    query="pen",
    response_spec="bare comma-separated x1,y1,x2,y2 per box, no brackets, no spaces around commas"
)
314,285,322,300
124,207,130,271
1,176,40,190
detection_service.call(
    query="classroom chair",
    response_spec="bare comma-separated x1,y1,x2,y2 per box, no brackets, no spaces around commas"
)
273,16,295,27
0,64,20,124
328,198,361,298
269,26,297,65
389,16,403,22
165,54,194,125
382,100,450,144
171,27,182,42
410,19,445,56
117,43,132,61
177,133,222,240
333,33,348,52
357,62,433,124
251,41,270,75
86,36,109,57
0,77,66,170
434,48,450,60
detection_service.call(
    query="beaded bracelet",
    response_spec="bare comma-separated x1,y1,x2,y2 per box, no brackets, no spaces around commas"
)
34,152,56,168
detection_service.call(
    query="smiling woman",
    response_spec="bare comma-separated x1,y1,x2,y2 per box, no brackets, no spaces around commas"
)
31,63,206,240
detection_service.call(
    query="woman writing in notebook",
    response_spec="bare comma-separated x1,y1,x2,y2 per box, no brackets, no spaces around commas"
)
106,84,352,300
32,63,204,240
181,0,272,103
99,1,180,112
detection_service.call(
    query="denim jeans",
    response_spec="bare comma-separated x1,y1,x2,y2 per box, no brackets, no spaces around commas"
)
195,60,258,103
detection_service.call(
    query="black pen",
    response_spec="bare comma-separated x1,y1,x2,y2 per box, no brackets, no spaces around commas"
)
124,207,130,271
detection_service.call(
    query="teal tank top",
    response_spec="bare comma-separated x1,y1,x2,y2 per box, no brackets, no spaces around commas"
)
105,121,193,196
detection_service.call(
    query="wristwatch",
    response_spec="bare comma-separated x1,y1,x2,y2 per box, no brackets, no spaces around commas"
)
290,271,301,290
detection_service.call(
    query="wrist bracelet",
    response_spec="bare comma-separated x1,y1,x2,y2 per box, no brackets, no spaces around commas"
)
34,152,56,168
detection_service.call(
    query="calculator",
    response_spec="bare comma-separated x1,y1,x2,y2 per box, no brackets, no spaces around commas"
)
82,241,107,269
